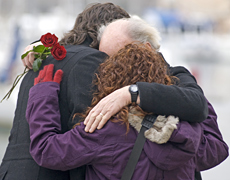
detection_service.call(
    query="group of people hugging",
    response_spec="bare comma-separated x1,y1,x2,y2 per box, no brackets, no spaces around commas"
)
0,2,228,180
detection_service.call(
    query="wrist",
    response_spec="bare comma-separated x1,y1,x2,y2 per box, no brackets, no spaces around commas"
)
129,84,139,104
121,86,131,105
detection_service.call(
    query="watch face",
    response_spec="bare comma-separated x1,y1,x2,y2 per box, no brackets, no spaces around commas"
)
130,85,138,92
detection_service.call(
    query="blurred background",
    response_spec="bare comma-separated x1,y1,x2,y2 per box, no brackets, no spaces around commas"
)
0,0,229,179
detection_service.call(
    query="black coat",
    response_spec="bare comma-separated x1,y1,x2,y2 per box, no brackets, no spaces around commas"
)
0,38,107,180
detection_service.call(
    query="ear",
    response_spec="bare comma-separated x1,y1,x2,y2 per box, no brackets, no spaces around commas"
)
145,42,152,49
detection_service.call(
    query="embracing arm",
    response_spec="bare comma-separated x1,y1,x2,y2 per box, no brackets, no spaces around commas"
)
26,82,99,171
195,101,229,171
137,66,208,122
84,65,208,132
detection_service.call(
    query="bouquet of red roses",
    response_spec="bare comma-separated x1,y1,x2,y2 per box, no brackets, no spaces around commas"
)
22,33,67,72
1,33,67,102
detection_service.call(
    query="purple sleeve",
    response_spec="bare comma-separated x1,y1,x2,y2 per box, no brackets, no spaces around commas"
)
144,121,202,171
195,101,229,171
26,82,99,171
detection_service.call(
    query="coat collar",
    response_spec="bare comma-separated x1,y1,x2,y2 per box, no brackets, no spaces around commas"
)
128,107,178,144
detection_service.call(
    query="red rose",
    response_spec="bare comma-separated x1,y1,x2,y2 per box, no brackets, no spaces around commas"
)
40,33,58,47
51,43,67,60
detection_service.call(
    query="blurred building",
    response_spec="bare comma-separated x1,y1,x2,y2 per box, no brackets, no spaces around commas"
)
0,0,230,33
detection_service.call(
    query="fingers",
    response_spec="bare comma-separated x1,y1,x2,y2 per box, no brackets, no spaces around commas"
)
34,65,63,85
84,108,102,132
84,96,112,133
84,86,131,133
97,114,110,129
34,69,44,85
22,52,35,69
87,113,104,133
53,70,64,84
43,64,54,82
40,68,46,80
34,77,39,85
84,99,105,132
22,42,42,69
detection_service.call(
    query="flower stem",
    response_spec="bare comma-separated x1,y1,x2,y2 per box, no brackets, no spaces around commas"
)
0,67,29,103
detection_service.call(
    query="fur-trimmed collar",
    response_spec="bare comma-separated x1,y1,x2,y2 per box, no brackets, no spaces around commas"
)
128,108,179,144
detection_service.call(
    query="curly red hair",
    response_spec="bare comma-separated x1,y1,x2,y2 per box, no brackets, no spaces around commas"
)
74,43,175,131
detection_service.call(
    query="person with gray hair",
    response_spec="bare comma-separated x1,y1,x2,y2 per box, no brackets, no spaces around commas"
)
84,16,228,180
97,15,161,53
84,15,208,131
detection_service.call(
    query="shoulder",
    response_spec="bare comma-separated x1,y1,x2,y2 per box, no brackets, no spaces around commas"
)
65,45,106,56
75,121,136,145
169,66,197,83
64,45,107,65
169,66,190,75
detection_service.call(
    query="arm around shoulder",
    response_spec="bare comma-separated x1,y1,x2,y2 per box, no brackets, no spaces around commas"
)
137,66,208,122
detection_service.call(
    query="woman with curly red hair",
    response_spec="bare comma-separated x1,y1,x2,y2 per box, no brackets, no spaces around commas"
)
81,43,175,131
26,43,202,180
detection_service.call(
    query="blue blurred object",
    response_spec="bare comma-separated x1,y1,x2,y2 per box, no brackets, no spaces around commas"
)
143,7,213,34
0,25,21,83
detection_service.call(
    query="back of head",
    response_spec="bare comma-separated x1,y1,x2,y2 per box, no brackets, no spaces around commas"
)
98,16,161,53
96,43,171,98
126,16,161,51
59,3,130,49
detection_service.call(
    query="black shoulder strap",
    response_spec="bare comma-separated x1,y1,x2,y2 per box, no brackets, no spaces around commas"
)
121,114,157,180
195,171,202,180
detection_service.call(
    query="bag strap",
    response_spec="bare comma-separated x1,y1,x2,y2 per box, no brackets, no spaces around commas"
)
195,171,202,180
121,114,157,180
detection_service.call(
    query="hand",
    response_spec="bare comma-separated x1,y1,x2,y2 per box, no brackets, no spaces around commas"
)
34,64,63,85
84,86,131,133
22,41,42,69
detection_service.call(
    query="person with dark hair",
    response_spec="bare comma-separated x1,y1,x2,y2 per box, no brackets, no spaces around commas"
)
26,43,203,180
0,3,130,180
3,3,226,180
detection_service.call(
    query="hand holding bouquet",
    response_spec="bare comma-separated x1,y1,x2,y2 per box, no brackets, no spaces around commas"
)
22,33,67,72
1,33,67,102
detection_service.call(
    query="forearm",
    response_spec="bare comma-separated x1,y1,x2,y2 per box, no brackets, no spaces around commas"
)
26,82,94,170
137,66,208,122
137,82,207,122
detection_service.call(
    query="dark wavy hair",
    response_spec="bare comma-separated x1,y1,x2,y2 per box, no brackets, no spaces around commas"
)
75,43,176,131
59,3,130,49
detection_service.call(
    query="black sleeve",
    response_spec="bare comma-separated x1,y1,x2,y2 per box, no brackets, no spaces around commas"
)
137,66,208,123
66,51,107,129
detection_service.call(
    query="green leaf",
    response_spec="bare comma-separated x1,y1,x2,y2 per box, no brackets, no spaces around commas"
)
33,58,43,72
41,54,48,60
21,50,33,59
33,45,46,53
34,54,40,59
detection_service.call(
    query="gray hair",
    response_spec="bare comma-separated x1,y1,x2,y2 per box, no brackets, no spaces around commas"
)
97,15,161,51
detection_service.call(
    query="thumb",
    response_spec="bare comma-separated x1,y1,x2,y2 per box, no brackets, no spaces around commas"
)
53,69,63,84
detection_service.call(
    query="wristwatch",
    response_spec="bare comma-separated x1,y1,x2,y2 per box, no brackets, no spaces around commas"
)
129,84,139,103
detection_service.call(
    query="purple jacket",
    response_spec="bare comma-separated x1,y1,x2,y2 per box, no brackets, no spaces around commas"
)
26,82,227,180
195,101,229,171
